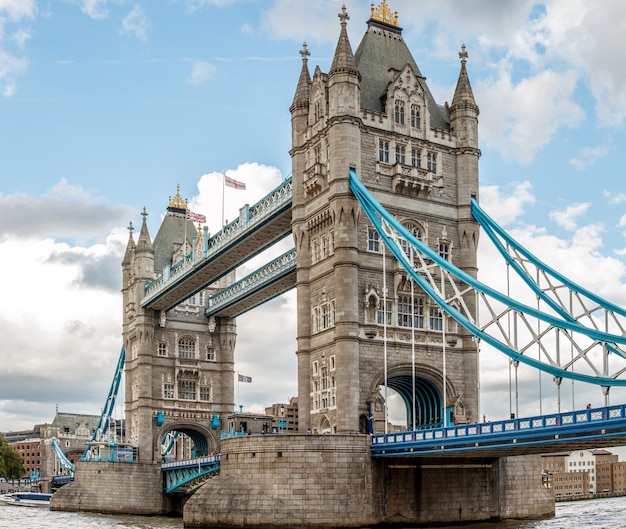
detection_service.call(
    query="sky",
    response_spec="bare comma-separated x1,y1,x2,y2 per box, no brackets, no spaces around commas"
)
1,0,626,435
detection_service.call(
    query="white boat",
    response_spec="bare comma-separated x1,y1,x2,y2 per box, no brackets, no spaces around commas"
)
0,492,52,507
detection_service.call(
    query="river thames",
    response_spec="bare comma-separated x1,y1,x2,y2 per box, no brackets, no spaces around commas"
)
2,496,626,529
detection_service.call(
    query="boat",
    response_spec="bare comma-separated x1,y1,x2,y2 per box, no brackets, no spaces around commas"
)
0,492,52,507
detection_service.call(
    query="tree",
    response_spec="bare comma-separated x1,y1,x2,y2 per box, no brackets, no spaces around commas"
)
0,434,25,479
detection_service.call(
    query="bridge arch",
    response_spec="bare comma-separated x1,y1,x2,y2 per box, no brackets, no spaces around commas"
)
367,364,459,432
154,422,217,461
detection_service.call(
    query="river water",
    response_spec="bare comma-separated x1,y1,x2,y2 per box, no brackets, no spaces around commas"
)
2,496,626,529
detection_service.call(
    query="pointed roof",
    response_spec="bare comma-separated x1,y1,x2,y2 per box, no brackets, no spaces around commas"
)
290,42,312,111
122,221,136,267
353,2,448,129
329,4,359,78
451,44,479,114
136,207,154,255
153,186,196,272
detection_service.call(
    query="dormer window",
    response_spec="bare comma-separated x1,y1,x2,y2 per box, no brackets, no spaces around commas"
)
411,105,421,129
394,100,405,125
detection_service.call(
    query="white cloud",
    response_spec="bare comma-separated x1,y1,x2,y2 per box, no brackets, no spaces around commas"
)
479,181,535,225
604,190,626,205
187,60,216,85
549,202,590,231
477,68,584,163
569,145,608,169
74,0,108,20
121,4,148,42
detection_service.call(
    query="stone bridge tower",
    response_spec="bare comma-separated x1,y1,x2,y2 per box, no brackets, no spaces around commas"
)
290,2,480,434
121,189,236,463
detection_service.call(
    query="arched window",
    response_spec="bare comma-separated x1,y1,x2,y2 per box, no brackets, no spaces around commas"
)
394,100,405,125
399,222,423,258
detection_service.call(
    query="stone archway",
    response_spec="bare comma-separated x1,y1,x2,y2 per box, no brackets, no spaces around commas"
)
367,364,458,432
155,422,216,461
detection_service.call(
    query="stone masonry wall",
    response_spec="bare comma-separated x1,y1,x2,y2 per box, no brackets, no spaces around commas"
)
50,460,175,515
184,434,382,528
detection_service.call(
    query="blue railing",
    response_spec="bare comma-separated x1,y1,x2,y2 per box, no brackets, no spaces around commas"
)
372,405,626,456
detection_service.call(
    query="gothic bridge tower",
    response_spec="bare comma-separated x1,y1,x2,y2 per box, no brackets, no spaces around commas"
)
122,188,236,463
290,2,480,434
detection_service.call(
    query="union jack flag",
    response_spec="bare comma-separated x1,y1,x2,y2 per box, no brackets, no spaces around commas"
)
186,210,206,223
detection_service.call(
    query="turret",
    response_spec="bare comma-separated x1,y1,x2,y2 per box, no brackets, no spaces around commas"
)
450,44,480,150
328,4,360,119
134,207,155,282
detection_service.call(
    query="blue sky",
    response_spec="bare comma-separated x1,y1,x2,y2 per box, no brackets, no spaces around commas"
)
1,0,626,433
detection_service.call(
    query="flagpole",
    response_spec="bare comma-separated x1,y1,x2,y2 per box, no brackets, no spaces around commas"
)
222,172,226,228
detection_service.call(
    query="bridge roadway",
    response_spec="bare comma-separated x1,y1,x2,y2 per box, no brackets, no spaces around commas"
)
141,178,293,312
372,404,626,458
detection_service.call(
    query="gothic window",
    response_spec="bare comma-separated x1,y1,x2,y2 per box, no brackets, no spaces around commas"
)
429,307,443,331
200,386,211,401
411,148,421,168
312,306,320,333
377,300,392,325
394,100,405,125
322,303,330,329
378,140,389,163
427,152,437,173
314,143,321,164
329,355,336,371
158,342,167,357
178,380,196,400
367,227,380,252
131,341,138,361
312,239,320,264
178,337,196,359
399,223,423,258
312,361,319,376
395,144,406,164
411,105,421,129
163,384,174,399
398,294,424,328
438,241,450,261
321,235,328,259
313,300,336,333
206,346,216,361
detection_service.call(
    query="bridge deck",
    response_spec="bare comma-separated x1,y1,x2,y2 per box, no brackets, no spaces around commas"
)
372,405,626,458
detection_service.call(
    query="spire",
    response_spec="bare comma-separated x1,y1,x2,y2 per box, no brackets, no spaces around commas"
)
330,4,359,78
451,44,479,114
290,42,312,112
136,207,154,255
122,220,136,267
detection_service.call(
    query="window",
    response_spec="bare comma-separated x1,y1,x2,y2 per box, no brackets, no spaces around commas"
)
163,384,174,399
313,361,319,376
398,295,424,328
200,387,211,401
429,307,443,331
178,337,196,359
395,144,406,164
411,148,421,168
330,355,336,370
367,228,380,252
312,239,320,263
377,300,392,325
206,347,216,361
411,105,421,129
427,152,437,173
157,343,167,357
314,101,321,122
378,140,389,163
314,143,321,164
394,100,405,125
178,380,196,400
399,223,422,258
313,300,336,332
438,241,450,261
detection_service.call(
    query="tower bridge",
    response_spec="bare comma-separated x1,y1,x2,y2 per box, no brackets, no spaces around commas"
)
51,2,626,527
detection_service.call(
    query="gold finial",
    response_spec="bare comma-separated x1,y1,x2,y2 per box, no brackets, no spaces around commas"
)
168,184,188,210
370,1,399,27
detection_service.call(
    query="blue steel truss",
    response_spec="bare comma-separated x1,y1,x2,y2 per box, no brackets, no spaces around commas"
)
162,455,220,494
371,404,626,457
81,346,125,461
51,438,75,473
349,168,626,387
